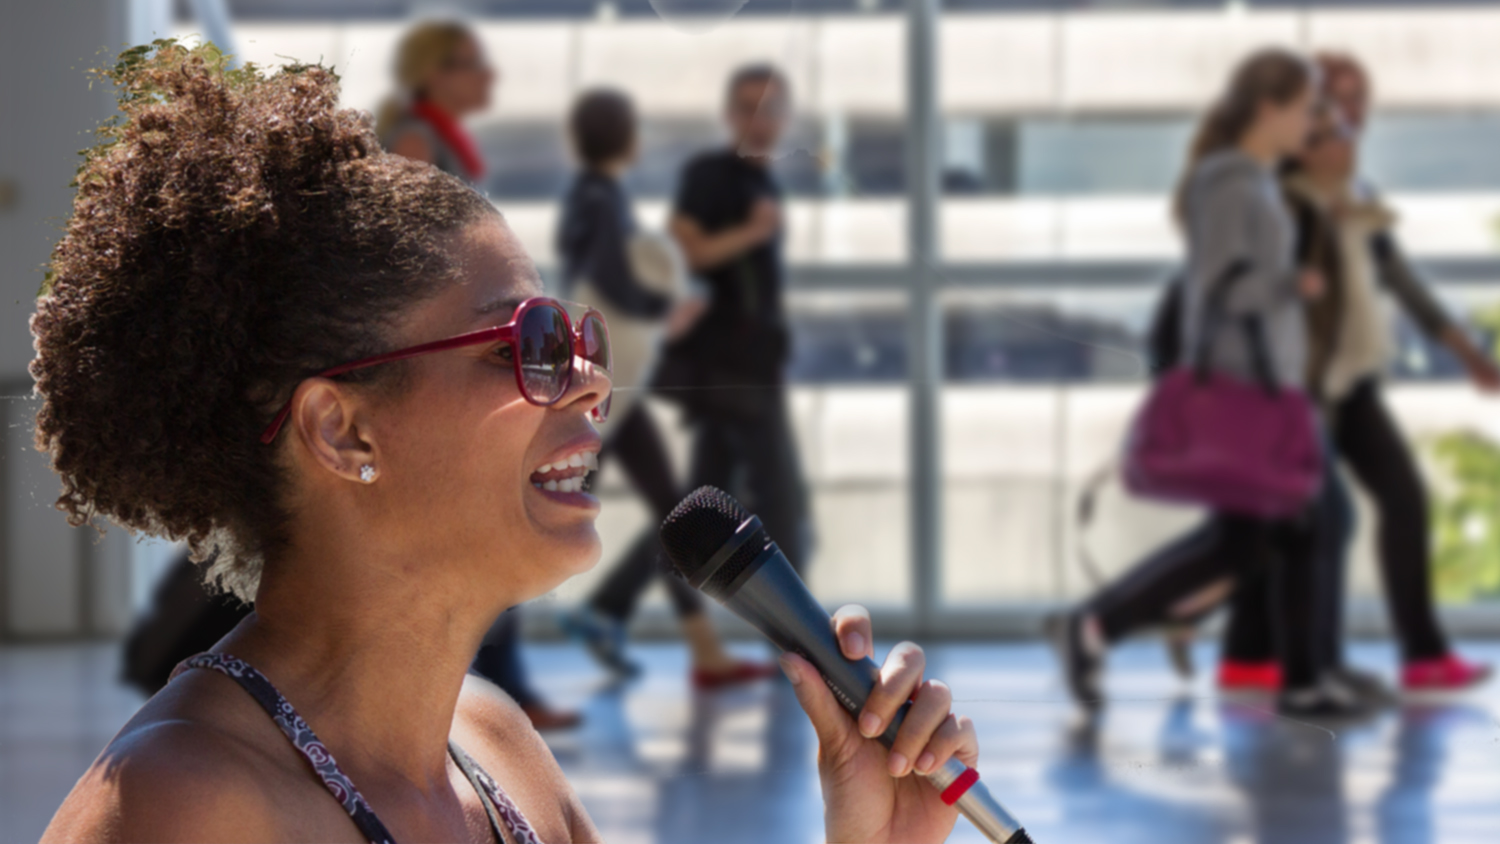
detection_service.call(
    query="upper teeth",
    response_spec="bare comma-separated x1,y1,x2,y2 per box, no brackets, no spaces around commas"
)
533,450,598,476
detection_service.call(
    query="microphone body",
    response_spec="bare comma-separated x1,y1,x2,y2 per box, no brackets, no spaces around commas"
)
668,507,1031,844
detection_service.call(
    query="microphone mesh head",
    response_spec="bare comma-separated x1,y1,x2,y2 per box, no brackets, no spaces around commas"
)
659,486,748,580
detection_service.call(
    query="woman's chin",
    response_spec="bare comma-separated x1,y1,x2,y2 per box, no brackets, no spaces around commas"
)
539,524,603,579
519,492,605,577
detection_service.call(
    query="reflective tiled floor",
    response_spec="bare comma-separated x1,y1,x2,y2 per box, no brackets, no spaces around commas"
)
4,639,1500,843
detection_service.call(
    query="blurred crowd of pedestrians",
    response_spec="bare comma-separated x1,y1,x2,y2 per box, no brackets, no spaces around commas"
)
1053,49,1496,723
123,20,1497,732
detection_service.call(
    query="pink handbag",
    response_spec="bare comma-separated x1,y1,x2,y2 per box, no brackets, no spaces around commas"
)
1123,262,1323,518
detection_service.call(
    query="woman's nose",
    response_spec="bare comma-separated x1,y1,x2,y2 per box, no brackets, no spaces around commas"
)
566,354,612,423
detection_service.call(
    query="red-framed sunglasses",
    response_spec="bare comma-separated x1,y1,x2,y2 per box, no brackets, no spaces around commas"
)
259,297,611,444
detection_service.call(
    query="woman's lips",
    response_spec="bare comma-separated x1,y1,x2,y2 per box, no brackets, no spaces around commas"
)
530,442,601,504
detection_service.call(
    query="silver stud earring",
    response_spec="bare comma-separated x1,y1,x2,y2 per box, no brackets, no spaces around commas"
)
359,464,376,483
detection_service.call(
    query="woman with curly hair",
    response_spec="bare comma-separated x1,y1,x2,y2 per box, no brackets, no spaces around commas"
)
37,43,978,844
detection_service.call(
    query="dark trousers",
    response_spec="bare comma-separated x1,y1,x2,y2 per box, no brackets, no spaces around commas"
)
688,391,809,573
1224,378,1449,664
471,608,537,708
1088,456,1341,690
587,404,705,621
1336,379,1449,660
1222,470,1354,667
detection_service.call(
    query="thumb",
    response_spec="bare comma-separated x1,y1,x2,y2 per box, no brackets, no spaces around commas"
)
780,653,859,761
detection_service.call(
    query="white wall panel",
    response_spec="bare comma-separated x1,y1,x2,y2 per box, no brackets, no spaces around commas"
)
942,195,1500,263
813,17,904,116
474,23,578,120
334,22,408,119
1061,11,1303,112
3,398,80,637
940,14,1057,115
814,388,907,483
1058,197,1177,259
89,525,135,637
494,202,560,268
942,198,1059,261
1386,193,1500,257
1,1,121,637
1309,8,1500,110
807,199,906,263
223,23,341,73
943,387,1059,480
576,19,814,117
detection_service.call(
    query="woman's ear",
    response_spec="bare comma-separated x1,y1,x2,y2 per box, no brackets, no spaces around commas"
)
290,379,378,485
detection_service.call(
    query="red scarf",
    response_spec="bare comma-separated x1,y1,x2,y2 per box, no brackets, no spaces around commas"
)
411,99,486,181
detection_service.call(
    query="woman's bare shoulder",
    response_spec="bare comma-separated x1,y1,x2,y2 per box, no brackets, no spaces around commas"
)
452,674,601,843
42,671,347,843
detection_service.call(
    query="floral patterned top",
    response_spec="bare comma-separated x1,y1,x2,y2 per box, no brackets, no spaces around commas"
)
171,653,543,844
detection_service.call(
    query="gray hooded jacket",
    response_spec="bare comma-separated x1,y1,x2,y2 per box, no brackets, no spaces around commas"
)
1179,149,1307,389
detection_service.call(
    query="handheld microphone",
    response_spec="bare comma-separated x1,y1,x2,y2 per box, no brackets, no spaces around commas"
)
659,486,1032,844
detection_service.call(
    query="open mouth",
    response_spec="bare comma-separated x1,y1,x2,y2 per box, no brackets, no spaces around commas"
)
530,449,599,494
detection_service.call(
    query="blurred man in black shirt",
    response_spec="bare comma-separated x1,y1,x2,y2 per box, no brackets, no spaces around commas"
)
662,64,808,570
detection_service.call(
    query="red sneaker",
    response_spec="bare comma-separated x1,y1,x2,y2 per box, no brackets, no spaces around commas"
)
692,660,780,690
1402,654,1493,692
1218,660,1282,692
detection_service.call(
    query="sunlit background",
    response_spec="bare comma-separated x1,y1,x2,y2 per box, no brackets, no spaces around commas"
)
5,2,1500,843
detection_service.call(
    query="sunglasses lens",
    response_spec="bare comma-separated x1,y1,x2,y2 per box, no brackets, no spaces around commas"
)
581,312,612,422
581,313,611,374
518,304,571,403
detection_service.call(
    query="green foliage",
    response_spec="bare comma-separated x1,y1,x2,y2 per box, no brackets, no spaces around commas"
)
1467,302,1500,361
75,39,259,186
72,38,339,191
1428,431,1500,602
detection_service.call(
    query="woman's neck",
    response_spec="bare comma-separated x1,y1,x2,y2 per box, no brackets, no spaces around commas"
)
1236,129,1282,169
220,527,497,791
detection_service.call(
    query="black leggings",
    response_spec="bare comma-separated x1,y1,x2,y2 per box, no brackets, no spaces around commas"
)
1088,469,1339,690
686,391,809,573
1225,379,1449,663
1336,379,1449,660
587,404,705,621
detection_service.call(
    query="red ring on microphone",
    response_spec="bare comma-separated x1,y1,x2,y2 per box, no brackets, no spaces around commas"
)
939,766,979,806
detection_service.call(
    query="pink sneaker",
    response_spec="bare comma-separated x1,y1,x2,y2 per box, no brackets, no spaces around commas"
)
1402,654,1493,692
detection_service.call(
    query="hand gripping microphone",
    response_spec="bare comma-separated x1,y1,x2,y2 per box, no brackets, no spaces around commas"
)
659,486,1032,844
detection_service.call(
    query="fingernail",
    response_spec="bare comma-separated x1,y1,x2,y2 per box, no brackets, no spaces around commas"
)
778,655,801,686
915,752,936,774
888,751,908,777
844,631,865,656
859,712,881,737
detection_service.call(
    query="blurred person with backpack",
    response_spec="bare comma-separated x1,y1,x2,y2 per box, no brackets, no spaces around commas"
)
553,88,777,688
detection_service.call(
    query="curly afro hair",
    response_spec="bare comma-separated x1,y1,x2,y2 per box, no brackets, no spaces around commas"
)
30,41,497,601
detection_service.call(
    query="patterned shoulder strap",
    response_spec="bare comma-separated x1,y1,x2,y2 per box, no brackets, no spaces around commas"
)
448,742,544,844
171,654,396,844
